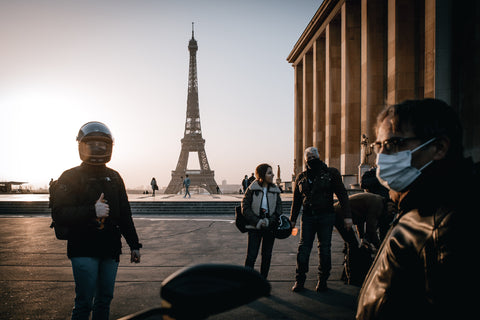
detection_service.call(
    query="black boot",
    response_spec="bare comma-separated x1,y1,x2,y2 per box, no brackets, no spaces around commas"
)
316,279,328,292
292,280,305,292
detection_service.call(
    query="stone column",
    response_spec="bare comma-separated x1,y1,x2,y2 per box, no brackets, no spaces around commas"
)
341,0,361,175
387,0,416,105
361,0,386,161
451,0,480,162
325,18,341,169
424,0,435,98
303,51,314,153
434,0,452,104
294,63,304,176
313,36,326,157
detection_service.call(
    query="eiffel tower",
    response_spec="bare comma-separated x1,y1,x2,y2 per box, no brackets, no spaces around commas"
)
165,24,219,194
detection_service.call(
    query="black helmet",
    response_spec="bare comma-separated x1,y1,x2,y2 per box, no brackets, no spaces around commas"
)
273,215,292,239
77,121,114,165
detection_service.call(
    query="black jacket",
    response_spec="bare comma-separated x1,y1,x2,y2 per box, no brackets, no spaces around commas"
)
356,158,477,320
52,163,142,261
290,161,351,223
360,167,390,199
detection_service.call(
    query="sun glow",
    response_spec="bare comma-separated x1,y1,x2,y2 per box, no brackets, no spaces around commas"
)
0,85,88,187
0,0,318,189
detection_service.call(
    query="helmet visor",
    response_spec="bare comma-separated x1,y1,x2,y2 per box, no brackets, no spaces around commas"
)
79,137,112,164
76,121,113,143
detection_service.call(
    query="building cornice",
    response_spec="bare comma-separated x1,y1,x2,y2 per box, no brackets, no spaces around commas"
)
286,0,342,65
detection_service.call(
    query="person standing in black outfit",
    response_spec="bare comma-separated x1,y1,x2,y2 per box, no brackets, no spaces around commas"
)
247,172,255,186
150,177,158,197
242,175,249,193
52,121,142,320
290,147,352,292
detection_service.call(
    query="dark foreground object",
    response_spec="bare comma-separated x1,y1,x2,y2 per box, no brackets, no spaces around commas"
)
119,264,270,320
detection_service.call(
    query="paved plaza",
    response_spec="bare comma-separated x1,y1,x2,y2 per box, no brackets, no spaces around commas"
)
0,193,291,202
0,209,360,319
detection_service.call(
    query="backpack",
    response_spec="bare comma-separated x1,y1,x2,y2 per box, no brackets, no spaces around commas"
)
49,179,70,240
48,166,85,240
341,243,374,286
234,206,248,233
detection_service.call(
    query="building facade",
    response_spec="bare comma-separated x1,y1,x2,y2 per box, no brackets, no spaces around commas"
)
287,0,480,179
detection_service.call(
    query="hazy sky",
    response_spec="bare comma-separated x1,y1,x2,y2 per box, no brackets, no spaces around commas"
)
0,0,322,189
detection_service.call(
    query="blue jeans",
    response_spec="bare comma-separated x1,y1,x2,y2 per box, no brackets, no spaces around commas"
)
184,186,191,197
245,229,275,279
295,213,335,282
70,257,119,320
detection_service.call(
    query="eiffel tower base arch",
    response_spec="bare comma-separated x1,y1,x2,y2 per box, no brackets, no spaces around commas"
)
164,170,219,195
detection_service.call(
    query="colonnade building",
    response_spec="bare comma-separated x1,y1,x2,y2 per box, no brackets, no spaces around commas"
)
287,0,479,180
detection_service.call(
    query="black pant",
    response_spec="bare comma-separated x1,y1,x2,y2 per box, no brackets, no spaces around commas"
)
245,229,275,279
334,213,359,248
295,213,335,283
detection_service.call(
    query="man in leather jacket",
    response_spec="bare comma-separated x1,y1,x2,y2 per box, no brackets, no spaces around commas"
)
290,147,352,292
53,122,142,320
356,99,476,319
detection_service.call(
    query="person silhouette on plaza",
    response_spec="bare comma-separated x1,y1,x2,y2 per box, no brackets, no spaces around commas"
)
242,175,249,193
51,121,142,320
150,177,158,197
183,175,191,198
247,173,255,186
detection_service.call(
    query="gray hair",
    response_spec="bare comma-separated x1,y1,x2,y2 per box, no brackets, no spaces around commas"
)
304,146,320,160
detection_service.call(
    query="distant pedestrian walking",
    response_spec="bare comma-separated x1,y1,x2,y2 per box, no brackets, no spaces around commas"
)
242,163,282,279
247,173,255,186
150,177,158,197
242,175,249,193
183,175,191,198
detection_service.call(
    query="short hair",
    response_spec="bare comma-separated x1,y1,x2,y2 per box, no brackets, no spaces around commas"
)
255,163,272,182
304,147,320,160
376,98,463,159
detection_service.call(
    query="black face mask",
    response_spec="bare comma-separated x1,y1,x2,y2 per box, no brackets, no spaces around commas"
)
306,158,321,171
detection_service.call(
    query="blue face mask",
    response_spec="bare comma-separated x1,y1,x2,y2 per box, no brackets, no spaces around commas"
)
376,138,436,192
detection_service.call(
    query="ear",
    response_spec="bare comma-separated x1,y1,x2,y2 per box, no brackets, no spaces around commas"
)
432,136,450,160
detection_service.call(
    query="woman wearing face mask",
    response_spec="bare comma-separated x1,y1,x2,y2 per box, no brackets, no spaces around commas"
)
241,163,282,279
356,99,476,320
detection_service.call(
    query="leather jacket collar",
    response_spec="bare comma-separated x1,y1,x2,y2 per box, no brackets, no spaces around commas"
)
397,157,473,218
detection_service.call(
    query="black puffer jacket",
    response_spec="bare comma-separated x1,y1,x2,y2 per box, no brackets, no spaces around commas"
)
52,163,142,261
356,158,476,320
